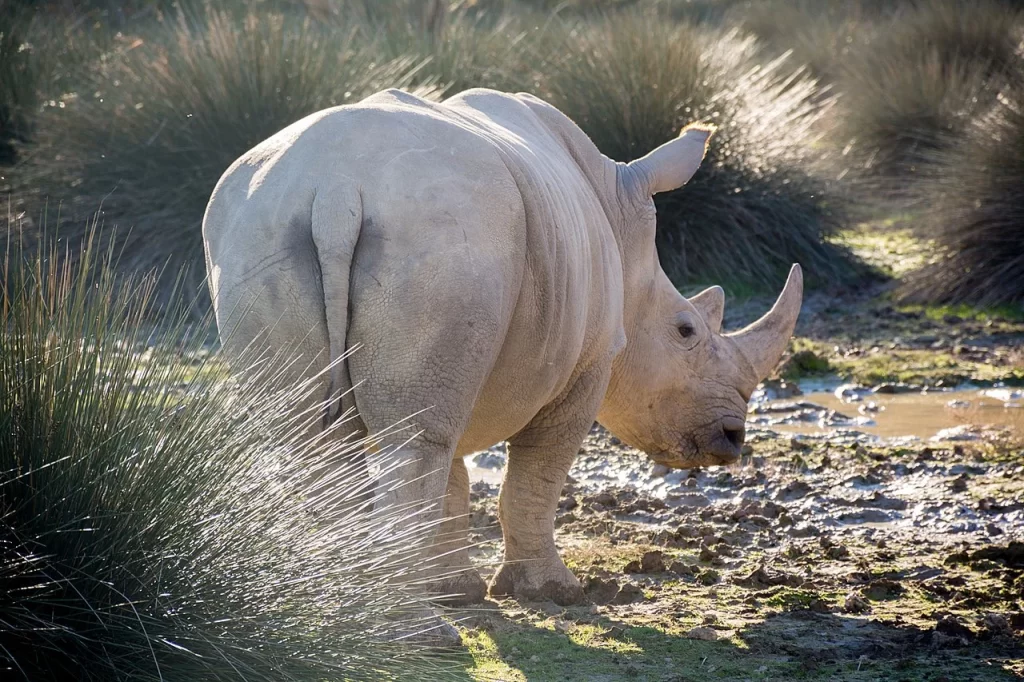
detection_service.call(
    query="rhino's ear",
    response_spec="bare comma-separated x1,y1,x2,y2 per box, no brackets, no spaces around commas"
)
627,123,715,196
689,285,725,334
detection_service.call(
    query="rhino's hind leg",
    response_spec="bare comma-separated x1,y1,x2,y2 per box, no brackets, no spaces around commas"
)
490,366,611,605
427,457,488,605
366,438,463,645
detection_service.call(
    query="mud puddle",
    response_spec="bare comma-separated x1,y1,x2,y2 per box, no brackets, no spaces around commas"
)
751,384,1024,442
465,383,1024,489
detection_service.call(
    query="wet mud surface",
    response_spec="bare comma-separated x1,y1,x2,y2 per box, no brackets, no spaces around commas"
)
458,428,1024,681
457,287,1023,681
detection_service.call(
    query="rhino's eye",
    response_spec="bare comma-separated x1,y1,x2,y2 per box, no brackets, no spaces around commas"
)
678,323,696,339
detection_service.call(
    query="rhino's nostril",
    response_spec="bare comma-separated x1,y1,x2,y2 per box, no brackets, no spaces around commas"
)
723,426,745,449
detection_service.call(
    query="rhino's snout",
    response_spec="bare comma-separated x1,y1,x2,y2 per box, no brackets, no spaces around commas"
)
708,416,746,464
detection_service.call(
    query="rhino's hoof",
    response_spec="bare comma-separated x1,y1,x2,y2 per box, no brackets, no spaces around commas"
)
489,562,584,605
429,569,488,605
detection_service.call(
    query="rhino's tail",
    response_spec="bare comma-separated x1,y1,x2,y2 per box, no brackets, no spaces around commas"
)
310,186,364,427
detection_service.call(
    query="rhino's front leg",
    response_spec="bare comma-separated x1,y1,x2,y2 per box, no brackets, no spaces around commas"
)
490,367,610,605
427,456,488,605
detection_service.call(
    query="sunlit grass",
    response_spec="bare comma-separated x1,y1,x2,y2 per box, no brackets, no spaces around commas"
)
0,219,458,680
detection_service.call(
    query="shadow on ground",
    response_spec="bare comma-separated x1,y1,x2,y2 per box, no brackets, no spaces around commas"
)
451,598,1023,681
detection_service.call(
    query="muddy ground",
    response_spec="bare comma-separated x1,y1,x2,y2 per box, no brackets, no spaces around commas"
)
455,258,1024,681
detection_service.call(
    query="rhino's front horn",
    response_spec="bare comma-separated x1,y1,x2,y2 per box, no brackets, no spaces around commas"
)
726,264,803,379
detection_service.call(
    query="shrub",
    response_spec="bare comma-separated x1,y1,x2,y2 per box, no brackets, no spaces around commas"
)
728,0,886,82
837,0,1024,180
539,11,861,290
369,6,545,95
0,4,35,163
15,7,439,308
900,87,1024,306
0,220,457,680
0,5,103,166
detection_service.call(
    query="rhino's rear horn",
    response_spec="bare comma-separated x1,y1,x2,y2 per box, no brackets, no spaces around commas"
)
689,285,725,334
726,264,803,379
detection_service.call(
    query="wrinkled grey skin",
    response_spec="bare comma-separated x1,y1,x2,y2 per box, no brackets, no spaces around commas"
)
203,88,802,630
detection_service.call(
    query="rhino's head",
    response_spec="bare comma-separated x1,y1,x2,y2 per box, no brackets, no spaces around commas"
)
596,124,803,468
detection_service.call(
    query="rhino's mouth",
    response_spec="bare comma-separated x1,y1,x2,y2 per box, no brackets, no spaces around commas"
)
648,417,745,469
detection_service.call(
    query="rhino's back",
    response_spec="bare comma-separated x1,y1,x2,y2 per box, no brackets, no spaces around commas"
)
206,88,624,451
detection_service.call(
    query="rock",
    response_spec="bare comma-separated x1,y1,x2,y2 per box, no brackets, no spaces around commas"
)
935,615,973,640
844,591,871,614
980,613,1012,638
756,378,803,401
469,480,499,500
845,473,883,487
950,475,969,493
783,543,805,559
819,537,850,560
838,508,892,524
685,626,718,641
873,383,921,394
788,523,821,538
641,551,667,573
698,569,721,585
471,449,507,469
669,492,711,508
983,388,1023,403
834,383,870,403
668,560,695,576
809,599,831,614
863,579,903,600
931,425,983,442
611,582,645,605
751,400,826,415
775,480,812,501
584,576,621,605
626,551,667,574
698,545,718,563
732,565,803,588
857,401,884,414
965,541,1024,568
651,464,670,477
853,491,908,511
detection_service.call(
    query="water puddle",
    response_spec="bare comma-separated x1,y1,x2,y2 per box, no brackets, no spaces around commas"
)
751,385,1024,442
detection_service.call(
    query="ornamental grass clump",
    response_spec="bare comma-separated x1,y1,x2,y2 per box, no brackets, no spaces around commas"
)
15,6,439,308
901,87,1024,306
0,220,457,680
540,11,860,290
837,0,1024,181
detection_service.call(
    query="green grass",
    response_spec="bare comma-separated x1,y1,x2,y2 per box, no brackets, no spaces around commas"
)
897,303,1024,324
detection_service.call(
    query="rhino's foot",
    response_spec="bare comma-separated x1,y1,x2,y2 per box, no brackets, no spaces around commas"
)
489,560,584,605
428,569,488,605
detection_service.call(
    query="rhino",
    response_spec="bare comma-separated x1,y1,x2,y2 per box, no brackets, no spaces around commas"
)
203,88,802,624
